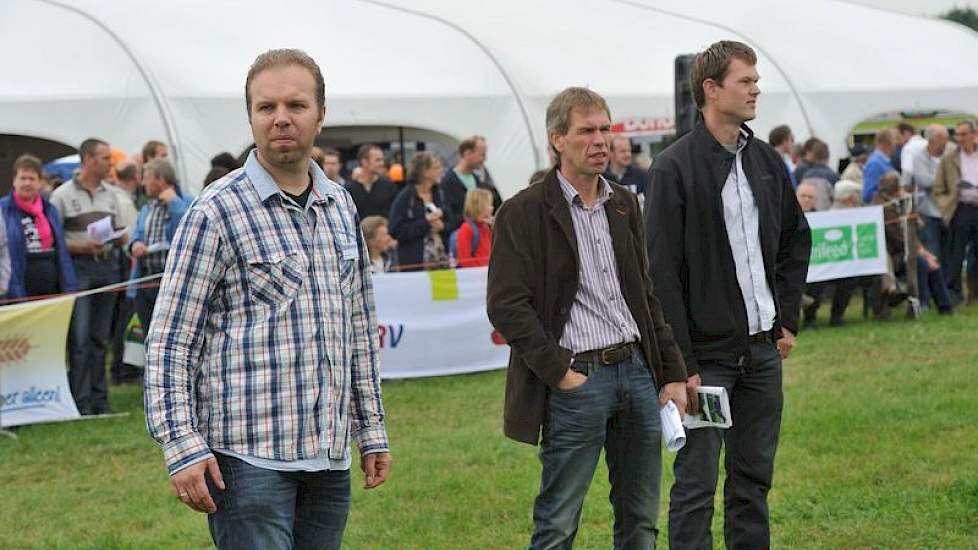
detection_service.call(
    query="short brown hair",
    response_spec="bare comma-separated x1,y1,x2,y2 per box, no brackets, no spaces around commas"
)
13,154,43,178
690,41,758,109
79,138,108,161
357,143,381,166
458,136,480,156
810,139,830,162
245,49,325,118
360,215,388,243
322,147,341,161
463,188,493,219
545,87,611,161
142,140,166,163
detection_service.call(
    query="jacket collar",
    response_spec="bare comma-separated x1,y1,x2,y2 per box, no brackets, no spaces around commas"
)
692,121,754,158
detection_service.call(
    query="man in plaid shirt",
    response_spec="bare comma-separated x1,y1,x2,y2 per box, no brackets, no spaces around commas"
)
144,49,390,550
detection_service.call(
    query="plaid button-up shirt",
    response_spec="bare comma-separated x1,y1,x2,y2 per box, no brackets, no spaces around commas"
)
145,150,388,475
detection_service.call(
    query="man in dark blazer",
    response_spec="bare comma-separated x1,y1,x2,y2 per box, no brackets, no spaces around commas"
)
488,87,687,549
603,135,651,201
645,41,811,549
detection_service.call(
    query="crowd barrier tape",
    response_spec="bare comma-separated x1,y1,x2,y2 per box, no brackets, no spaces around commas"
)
0,268,507,427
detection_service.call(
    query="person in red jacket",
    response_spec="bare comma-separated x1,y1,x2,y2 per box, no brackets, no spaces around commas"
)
455,188,494,267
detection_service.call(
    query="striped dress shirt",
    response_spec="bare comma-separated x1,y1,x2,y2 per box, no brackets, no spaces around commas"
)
556,171,641,354
145,151,388,475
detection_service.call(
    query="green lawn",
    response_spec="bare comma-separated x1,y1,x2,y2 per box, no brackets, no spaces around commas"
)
2,305,977,549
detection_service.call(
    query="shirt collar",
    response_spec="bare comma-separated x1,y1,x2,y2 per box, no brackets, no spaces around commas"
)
556,169,613,207
734,127,749,154
244,149,340,205
72,178,108,193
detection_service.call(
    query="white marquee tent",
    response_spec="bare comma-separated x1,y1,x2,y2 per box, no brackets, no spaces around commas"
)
3,0,978,197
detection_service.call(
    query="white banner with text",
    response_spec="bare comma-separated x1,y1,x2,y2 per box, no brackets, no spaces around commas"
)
0,295,80,427
805,206,888,283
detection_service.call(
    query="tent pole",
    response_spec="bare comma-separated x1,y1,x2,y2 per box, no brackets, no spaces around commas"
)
399,127,406,166
37,1,188,187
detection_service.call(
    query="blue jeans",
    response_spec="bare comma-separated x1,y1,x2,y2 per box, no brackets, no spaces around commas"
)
207,453,351,550
669,339,783,550
531,347,663,550
919,215,949,270
67,256,120,414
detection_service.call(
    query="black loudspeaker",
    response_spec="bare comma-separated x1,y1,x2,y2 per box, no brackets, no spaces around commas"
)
674,54,698,138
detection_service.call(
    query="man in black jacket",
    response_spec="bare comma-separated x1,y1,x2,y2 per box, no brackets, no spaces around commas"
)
603,135,650,201
645,41,811,549
440,136,502,233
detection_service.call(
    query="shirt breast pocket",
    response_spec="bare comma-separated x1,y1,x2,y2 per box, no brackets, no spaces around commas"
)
245,249,307,307
338,242,359,296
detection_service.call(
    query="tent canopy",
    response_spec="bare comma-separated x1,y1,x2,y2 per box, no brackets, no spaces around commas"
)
4,0,978,197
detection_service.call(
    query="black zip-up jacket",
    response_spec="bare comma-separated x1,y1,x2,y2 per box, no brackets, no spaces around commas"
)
644,123,811,376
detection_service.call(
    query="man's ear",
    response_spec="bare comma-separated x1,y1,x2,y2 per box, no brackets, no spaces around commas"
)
702,78,718,103
550,131,565,155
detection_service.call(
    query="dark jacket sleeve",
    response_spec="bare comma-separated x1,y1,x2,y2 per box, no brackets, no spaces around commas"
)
439,174,465,235
388,191,429,244
630,192,686,384
645,163,701,376
774,164,812,334
486,198,572,388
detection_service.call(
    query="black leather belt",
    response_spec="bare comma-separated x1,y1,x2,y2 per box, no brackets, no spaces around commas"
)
749,330,775,344
573,342,638,366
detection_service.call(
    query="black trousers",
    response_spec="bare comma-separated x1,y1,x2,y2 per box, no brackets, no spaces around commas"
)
669,339,783,550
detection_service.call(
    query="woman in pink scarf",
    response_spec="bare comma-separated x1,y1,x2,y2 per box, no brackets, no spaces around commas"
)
0,154,76,298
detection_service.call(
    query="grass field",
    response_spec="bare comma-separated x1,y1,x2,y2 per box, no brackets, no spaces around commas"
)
2,304,978,549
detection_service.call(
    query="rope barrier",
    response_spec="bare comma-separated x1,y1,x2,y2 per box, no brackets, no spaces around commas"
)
0,257,495,307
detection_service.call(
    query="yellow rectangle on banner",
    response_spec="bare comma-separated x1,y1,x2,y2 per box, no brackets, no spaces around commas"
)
428,270,459,301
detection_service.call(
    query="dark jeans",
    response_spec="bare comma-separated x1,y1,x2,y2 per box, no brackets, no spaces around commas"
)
68,256,120,414
531,347,662,550
913,257,952,312
109,254,134,383
135,285,160,335
207,453,351,550
669,339,783,550
947,204,978,301
919,215,950,274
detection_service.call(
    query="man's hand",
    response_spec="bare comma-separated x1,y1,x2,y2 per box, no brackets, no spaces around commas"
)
131,242,148,258
361,452,391,489
170,456,224,513
159,187,178,204
556,367,587,391
776,328,796,360
685,374,702,415
658,381,687,419
69,239,105,255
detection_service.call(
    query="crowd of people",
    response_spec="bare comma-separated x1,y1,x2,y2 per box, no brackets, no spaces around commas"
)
2,40,976,549
774,119,978,327
0,138,190,414
1,115,975,414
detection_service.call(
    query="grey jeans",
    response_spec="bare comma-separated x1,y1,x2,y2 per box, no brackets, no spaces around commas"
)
669,339,784,550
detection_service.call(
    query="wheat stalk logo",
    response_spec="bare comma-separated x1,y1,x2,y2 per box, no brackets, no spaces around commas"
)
0,337,32,366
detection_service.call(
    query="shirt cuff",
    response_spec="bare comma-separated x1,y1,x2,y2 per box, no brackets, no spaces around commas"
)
352,423,389,456
162,432,213,476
